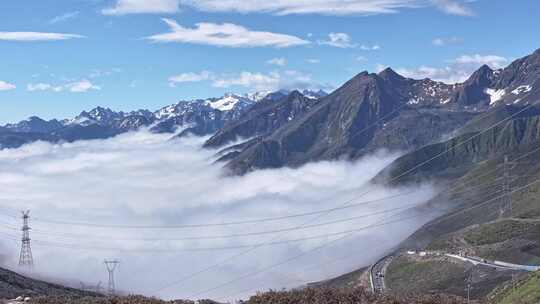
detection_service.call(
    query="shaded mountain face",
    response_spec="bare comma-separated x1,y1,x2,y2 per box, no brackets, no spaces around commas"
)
3,116,64,134
217,49,540,175
204,91,320,148
220,70,470,174
376,105,540,185
450,49,540,108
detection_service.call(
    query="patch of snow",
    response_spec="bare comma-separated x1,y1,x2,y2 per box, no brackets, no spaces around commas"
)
511,85,532,95
155,104,180,120
486,88,506,105
206,94,243,111
245,91,271,102
441,98,451,104
67,116,95,126
407,99,419,105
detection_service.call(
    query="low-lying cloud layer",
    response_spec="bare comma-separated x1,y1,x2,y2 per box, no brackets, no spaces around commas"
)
0,130,438,300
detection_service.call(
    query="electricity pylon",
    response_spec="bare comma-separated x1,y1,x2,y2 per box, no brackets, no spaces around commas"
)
18,210,33,268
104,260,120,296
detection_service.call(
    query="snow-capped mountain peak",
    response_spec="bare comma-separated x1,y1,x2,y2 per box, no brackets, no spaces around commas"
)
205,93,251,111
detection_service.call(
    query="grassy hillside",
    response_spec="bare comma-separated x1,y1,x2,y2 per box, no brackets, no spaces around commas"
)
241,287,474,304
365,109,540,301
491,271,540,304
0,267,96,299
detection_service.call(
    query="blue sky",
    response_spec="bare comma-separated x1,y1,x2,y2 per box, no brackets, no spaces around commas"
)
0,0,539,124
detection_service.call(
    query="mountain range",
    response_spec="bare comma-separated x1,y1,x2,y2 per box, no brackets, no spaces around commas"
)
1,47,540,302
0,90,326,149
210,49,539,174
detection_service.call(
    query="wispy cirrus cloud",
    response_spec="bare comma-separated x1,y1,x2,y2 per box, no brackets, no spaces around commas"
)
168,70,331,92
432,36,463,46
102,0,180,15
27,79,101,93
432,0,474,16
0,32,84,42
49,11,80,24
392,53,508,83
453,54,507,67
146,19,309,48
267,57,287,66
168,71,213,86
360,44,381,51
318,32,356,48
181,0,474,16
0,81,16,91
182,0,421,16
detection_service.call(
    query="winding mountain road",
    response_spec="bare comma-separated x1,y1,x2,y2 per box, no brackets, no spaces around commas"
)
369,252,540,294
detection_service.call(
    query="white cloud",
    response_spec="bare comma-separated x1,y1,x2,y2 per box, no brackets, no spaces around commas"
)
432,36,463,46
0,81,16,91
432,0,474,16
396,65,468,83
356,56,368,62
394,54,509,84
168,69,332,92
213,72,281,91
267,57,287,66
168,71,213,86
27,83,62,92
49,11,80,24
146,19,309,48
307,58,320,64
360,44,381,51
453,54,508,68
66,79,101,93
318,32,356,48
212,70,329,92
182,0,424,16
0,131,437,300
88,68,123,79
0,32,84,42
27,80,100,93
102,0,180,15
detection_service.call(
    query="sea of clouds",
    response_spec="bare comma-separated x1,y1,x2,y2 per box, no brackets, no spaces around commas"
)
0,129,440,301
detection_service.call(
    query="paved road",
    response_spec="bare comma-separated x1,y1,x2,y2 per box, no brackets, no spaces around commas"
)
369,251,540,295
370,255,393,294
445,254,540,272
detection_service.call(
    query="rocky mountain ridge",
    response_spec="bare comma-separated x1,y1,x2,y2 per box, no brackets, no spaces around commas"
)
0,90,326,149
213,48,540,174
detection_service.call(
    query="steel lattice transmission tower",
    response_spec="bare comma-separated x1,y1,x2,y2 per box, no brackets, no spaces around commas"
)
18,210,34,268
499,155,517,218
104,260,120,296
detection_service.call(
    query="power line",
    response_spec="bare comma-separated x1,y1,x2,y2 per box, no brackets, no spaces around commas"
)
24,191,418,229
3,145,535,233
24,181,502,243
150,186,504,293
188,177,540,300
28,205,414,241
151,100,540,295
3,187,499,254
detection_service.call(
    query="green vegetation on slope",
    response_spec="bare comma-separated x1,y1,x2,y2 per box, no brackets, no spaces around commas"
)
493,271,540,304
385,255,470,297
463,220,535,246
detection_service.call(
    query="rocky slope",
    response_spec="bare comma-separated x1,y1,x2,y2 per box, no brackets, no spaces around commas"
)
0,267,95,299
215,48,540,175
204,90,321,148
